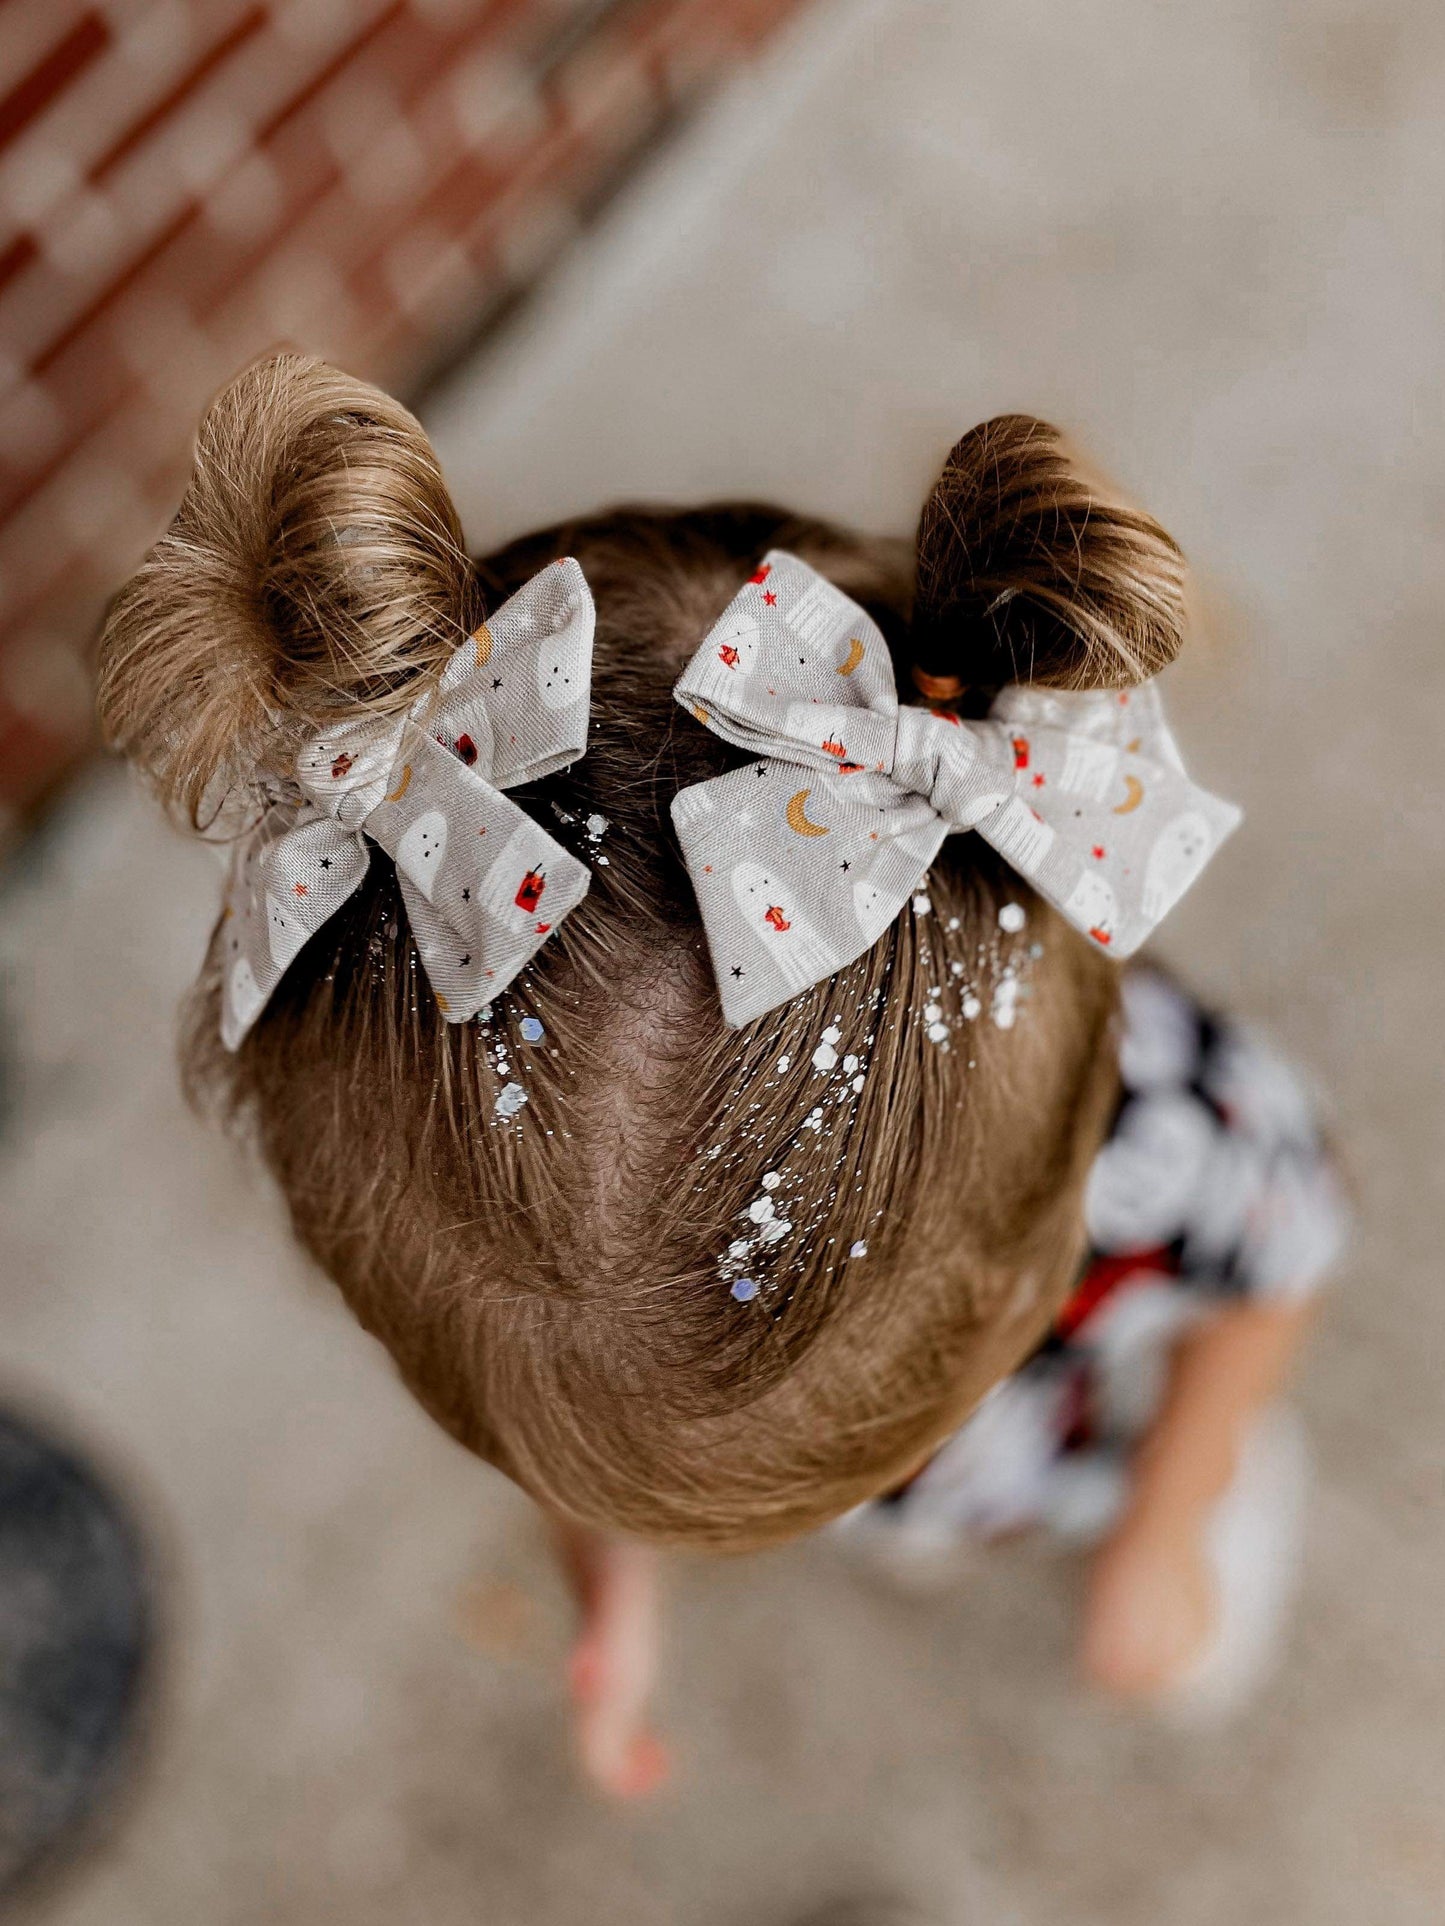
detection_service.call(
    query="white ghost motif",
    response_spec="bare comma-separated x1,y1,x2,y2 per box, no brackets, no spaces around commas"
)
851,878,894,946
1063,870,1119,943
265,890,309,969
1057,737,1121,799
731,861,835,991
227,956,265,1035
476,819,566,934
784,574,852,650
536,612,591,711
688,606,763,702
849,841,929,946
395,810,449,903
1142,811,1213,921
986,796,1057,871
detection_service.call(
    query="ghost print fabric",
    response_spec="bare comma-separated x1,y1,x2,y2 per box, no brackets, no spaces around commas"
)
672,552,1242,1027
219,559,594,1049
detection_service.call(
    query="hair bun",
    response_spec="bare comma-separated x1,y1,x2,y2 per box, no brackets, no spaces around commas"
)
911,414,1188,698
98,353,478,827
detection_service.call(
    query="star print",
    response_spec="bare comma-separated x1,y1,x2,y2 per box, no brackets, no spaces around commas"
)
461,887,471,902
319,857,332,870
1031,772,1046,788
839,859,851,872
492,677,503,691
763,591,777,606
460,954,471,967
1091,844,1106,860
293,882,308,896
730,965,746,979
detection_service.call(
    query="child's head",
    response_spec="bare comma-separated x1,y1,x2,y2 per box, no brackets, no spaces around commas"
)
99,355,1191,1549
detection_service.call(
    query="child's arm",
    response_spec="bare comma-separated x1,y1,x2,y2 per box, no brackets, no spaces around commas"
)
1081,1295,1315,1694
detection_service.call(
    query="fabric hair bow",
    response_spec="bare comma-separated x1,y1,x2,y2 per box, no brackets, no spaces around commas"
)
671,550,1241,1029
219,558,594,1048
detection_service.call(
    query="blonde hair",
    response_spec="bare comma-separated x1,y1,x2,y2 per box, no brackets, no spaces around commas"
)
99,356,1189,1550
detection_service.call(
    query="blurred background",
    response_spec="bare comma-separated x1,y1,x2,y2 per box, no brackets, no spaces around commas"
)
1,0,1442,1920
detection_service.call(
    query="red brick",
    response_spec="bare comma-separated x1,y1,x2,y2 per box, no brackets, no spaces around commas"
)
89,7,268,184
0,12,110,155
0,230,39,297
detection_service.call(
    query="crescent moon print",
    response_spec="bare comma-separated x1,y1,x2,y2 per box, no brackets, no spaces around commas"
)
785,789,829,837
471,624,493,667
836,637,865,677
1113,773,1144,815
385,764,414,803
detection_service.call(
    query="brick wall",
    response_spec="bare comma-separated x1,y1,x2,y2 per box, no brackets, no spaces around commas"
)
0,0,812,843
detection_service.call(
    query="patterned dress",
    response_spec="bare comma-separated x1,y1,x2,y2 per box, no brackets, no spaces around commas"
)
848,967,1348,1551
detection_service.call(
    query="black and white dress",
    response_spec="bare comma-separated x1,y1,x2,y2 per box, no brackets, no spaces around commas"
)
848,968,1347,1550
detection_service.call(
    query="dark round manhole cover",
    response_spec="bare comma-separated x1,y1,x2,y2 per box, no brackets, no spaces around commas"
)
0,1408,152,1901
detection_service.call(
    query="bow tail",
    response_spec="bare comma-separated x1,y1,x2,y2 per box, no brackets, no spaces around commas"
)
220,808,370,1049
973,738,1242,957
366,727,590,1022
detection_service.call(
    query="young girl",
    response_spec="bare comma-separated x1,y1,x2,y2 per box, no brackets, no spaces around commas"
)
98,356,1344,1796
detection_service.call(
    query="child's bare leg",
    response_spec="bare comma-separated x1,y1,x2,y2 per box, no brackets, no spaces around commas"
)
1082,1297,1313,1695
549,1515,668,1796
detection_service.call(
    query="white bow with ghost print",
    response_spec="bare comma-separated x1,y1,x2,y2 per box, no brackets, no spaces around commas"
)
218,559,595,1049
672,551,1242,1028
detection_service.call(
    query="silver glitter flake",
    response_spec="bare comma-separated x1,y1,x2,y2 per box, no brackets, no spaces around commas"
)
494,1082,528,1119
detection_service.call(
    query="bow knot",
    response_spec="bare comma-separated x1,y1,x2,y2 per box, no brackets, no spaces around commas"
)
891,703,1017,828
295,708,414,829
671,550,1241,1029
219,559,595,1049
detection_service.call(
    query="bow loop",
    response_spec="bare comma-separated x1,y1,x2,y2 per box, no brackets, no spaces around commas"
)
429,555,593,788
219,560,596,1050
671,550,1241,1029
